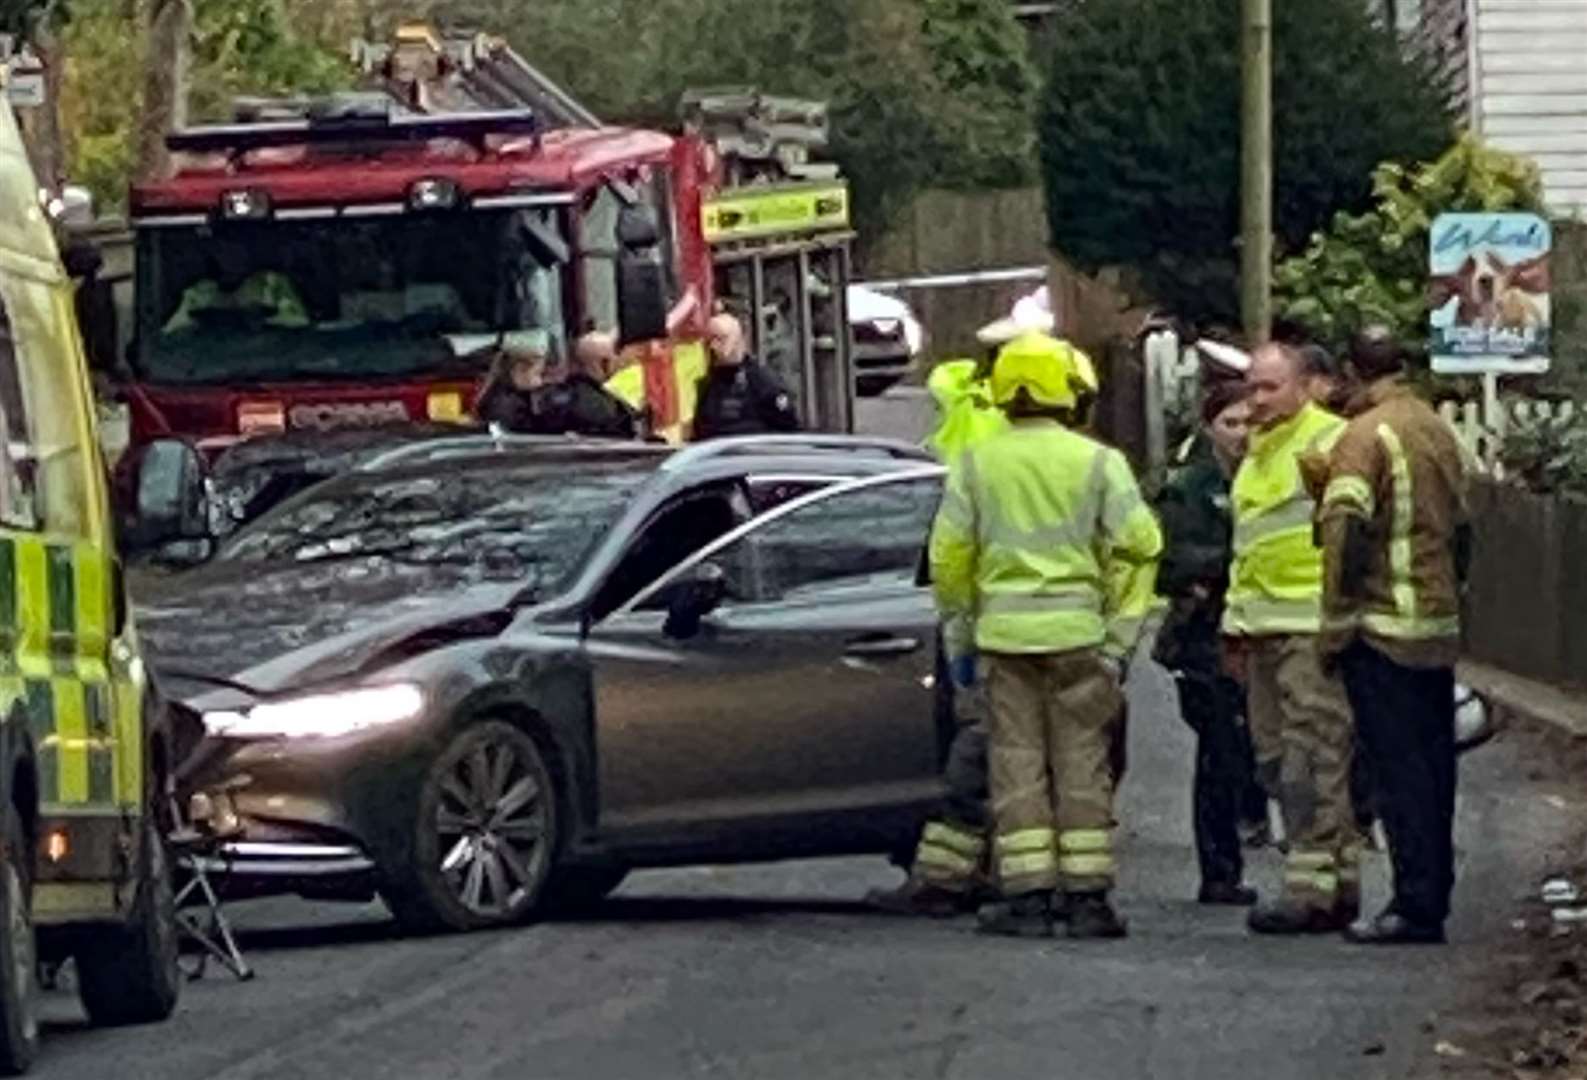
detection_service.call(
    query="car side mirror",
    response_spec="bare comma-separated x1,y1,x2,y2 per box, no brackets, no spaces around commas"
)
618,252,669,345
662,561,726,640
129,439,212,563
617,205,661,250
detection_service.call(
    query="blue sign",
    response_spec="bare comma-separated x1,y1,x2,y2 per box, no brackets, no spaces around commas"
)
1429,212,1551,375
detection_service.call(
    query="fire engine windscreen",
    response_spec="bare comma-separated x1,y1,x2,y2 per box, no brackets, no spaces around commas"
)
133,208,568,385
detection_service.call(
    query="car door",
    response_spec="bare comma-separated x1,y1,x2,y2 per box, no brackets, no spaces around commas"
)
586,466,945,840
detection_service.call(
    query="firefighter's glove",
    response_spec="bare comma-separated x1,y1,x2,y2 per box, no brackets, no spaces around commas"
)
950,654,978,690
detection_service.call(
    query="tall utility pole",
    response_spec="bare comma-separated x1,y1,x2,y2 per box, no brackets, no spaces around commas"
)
1239,0,1273,344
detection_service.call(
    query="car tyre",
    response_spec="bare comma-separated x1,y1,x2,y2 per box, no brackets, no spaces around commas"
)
75,816,180,1028
541,867,628,914
384,720,558,934
0,805,37,1076
856,375,899,398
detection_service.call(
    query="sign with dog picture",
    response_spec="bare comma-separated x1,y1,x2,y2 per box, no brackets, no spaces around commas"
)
1429,212,1551,375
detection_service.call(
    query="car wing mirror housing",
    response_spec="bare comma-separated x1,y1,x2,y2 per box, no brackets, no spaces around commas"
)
663,561,726,640
128,438,213,563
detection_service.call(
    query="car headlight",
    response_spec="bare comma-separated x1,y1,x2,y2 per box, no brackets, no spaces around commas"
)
903,317,925,357
203,684,425,740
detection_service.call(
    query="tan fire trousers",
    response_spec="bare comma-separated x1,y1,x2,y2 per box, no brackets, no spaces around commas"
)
1245,635,1357,912
984,648,1126,897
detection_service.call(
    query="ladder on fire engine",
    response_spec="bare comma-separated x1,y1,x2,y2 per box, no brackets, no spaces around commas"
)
350,22,599,127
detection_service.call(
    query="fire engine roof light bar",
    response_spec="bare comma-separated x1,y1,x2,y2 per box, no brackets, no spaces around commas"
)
166,108,540,157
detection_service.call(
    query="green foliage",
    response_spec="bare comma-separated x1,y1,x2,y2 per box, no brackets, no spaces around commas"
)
918,0,1039,188
188,0,353,122
59,0,1035,237
1273,136,1549,355
0,0,66,38
360,0,1034,239
62,0,351,210
60,0,142,211
1499,408,1587,499
1038,0,1452,327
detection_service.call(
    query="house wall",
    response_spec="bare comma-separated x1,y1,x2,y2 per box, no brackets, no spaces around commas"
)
1471,0,1587,216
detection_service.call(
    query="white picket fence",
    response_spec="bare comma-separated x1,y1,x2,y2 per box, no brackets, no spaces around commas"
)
1140,327,1580,480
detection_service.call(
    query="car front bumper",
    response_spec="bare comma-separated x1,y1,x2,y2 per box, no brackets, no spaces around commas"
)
178,721,439,899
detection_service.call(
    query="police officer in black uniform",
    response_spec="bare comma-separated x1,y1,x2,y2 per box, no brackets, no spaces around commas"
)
526,331,641,439
692,313,800,440
479,332,640,439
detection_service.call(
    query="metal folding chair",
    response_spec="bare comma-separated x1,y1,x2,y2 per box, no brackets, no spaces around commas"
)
168,783,254,982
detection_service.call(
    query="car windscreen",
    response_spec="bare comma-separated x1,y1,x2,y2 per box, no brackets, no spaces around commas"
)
133,207,568,385
214,457,650,600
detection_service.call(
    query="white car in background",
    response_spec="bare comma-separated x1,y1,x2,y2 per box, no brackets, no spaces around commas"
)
848,284,925,397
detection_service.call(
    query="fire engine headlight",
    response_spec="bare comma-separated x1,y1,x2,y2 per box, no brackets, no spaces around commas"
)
204,684,425,740
409,178,461,212
220,189,272,221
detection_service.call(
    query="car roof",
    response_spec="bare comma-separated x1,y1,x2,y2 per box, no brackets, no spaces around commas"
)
355,432,935,480
224,431,937,545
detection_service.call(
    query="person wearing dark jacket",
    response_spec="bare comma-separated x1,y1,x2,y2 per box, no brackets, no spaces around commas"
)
523,332,641,439
476,345,549,433
1153,378,1264,906
478,333,640,439
692,313,800,440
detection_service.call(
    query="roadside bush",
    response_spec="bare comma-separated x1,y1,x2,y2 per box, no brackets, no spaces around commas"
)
1273,136,1549,356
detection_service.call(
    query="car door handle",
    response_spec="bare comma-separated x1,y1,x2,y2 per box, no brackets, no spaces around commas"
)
844,634,922,658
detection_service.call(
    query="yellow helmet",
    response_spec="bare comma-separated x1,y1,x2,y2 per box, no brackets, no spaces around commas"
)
991,332,1077,410
1066,343,1099,395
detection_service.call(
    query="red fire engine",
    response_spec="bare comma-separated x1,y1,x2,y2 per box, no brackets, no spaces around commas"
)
97,23,855,455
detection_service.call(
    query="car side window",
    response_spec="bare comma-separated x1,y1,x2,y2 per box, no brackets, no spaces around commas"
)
716,475,942,605
591,482,747,620
742,475,838,515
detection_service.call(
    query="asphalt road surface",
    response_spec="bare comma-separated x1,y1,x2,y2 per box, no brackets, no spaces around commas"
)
30,392,1575,1078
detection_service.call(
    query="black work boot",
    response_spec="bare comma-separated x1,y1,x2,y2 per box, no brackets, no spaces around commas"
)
976,892,1055,938
865,879,975,918
1247,897,1345,935
1197,882,1259,907
1066,892,1128,939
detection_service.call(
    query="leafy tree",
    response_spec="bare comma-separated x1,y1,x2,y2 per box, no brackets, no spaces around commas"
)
187,0,352,121
0,0,65,38
60,0,1036,237
918,0,1040,188
366,0,1035,240
1038,0,1453,328
62,0,350,208
1273,136,1548,356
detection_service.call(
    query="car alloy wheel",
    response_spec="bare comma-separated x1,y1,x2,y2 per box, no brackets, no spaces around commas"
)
434,725,553,921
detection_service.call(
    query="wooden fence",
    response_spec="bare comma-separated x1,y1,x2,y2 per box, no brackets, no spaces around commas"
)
1463,481,1587,690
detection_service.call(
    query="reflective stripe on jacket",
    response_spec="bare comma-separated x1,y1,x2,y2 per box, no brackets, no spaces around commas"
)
1318,378,1468,666
929,419,1163,659
1223,401,1346,636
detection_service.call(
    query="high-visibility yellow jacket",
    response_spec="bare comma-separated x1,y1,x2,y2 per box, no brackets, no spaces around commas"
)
1223,401,1347,636
929,419,1163,661
925,360,1007,462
